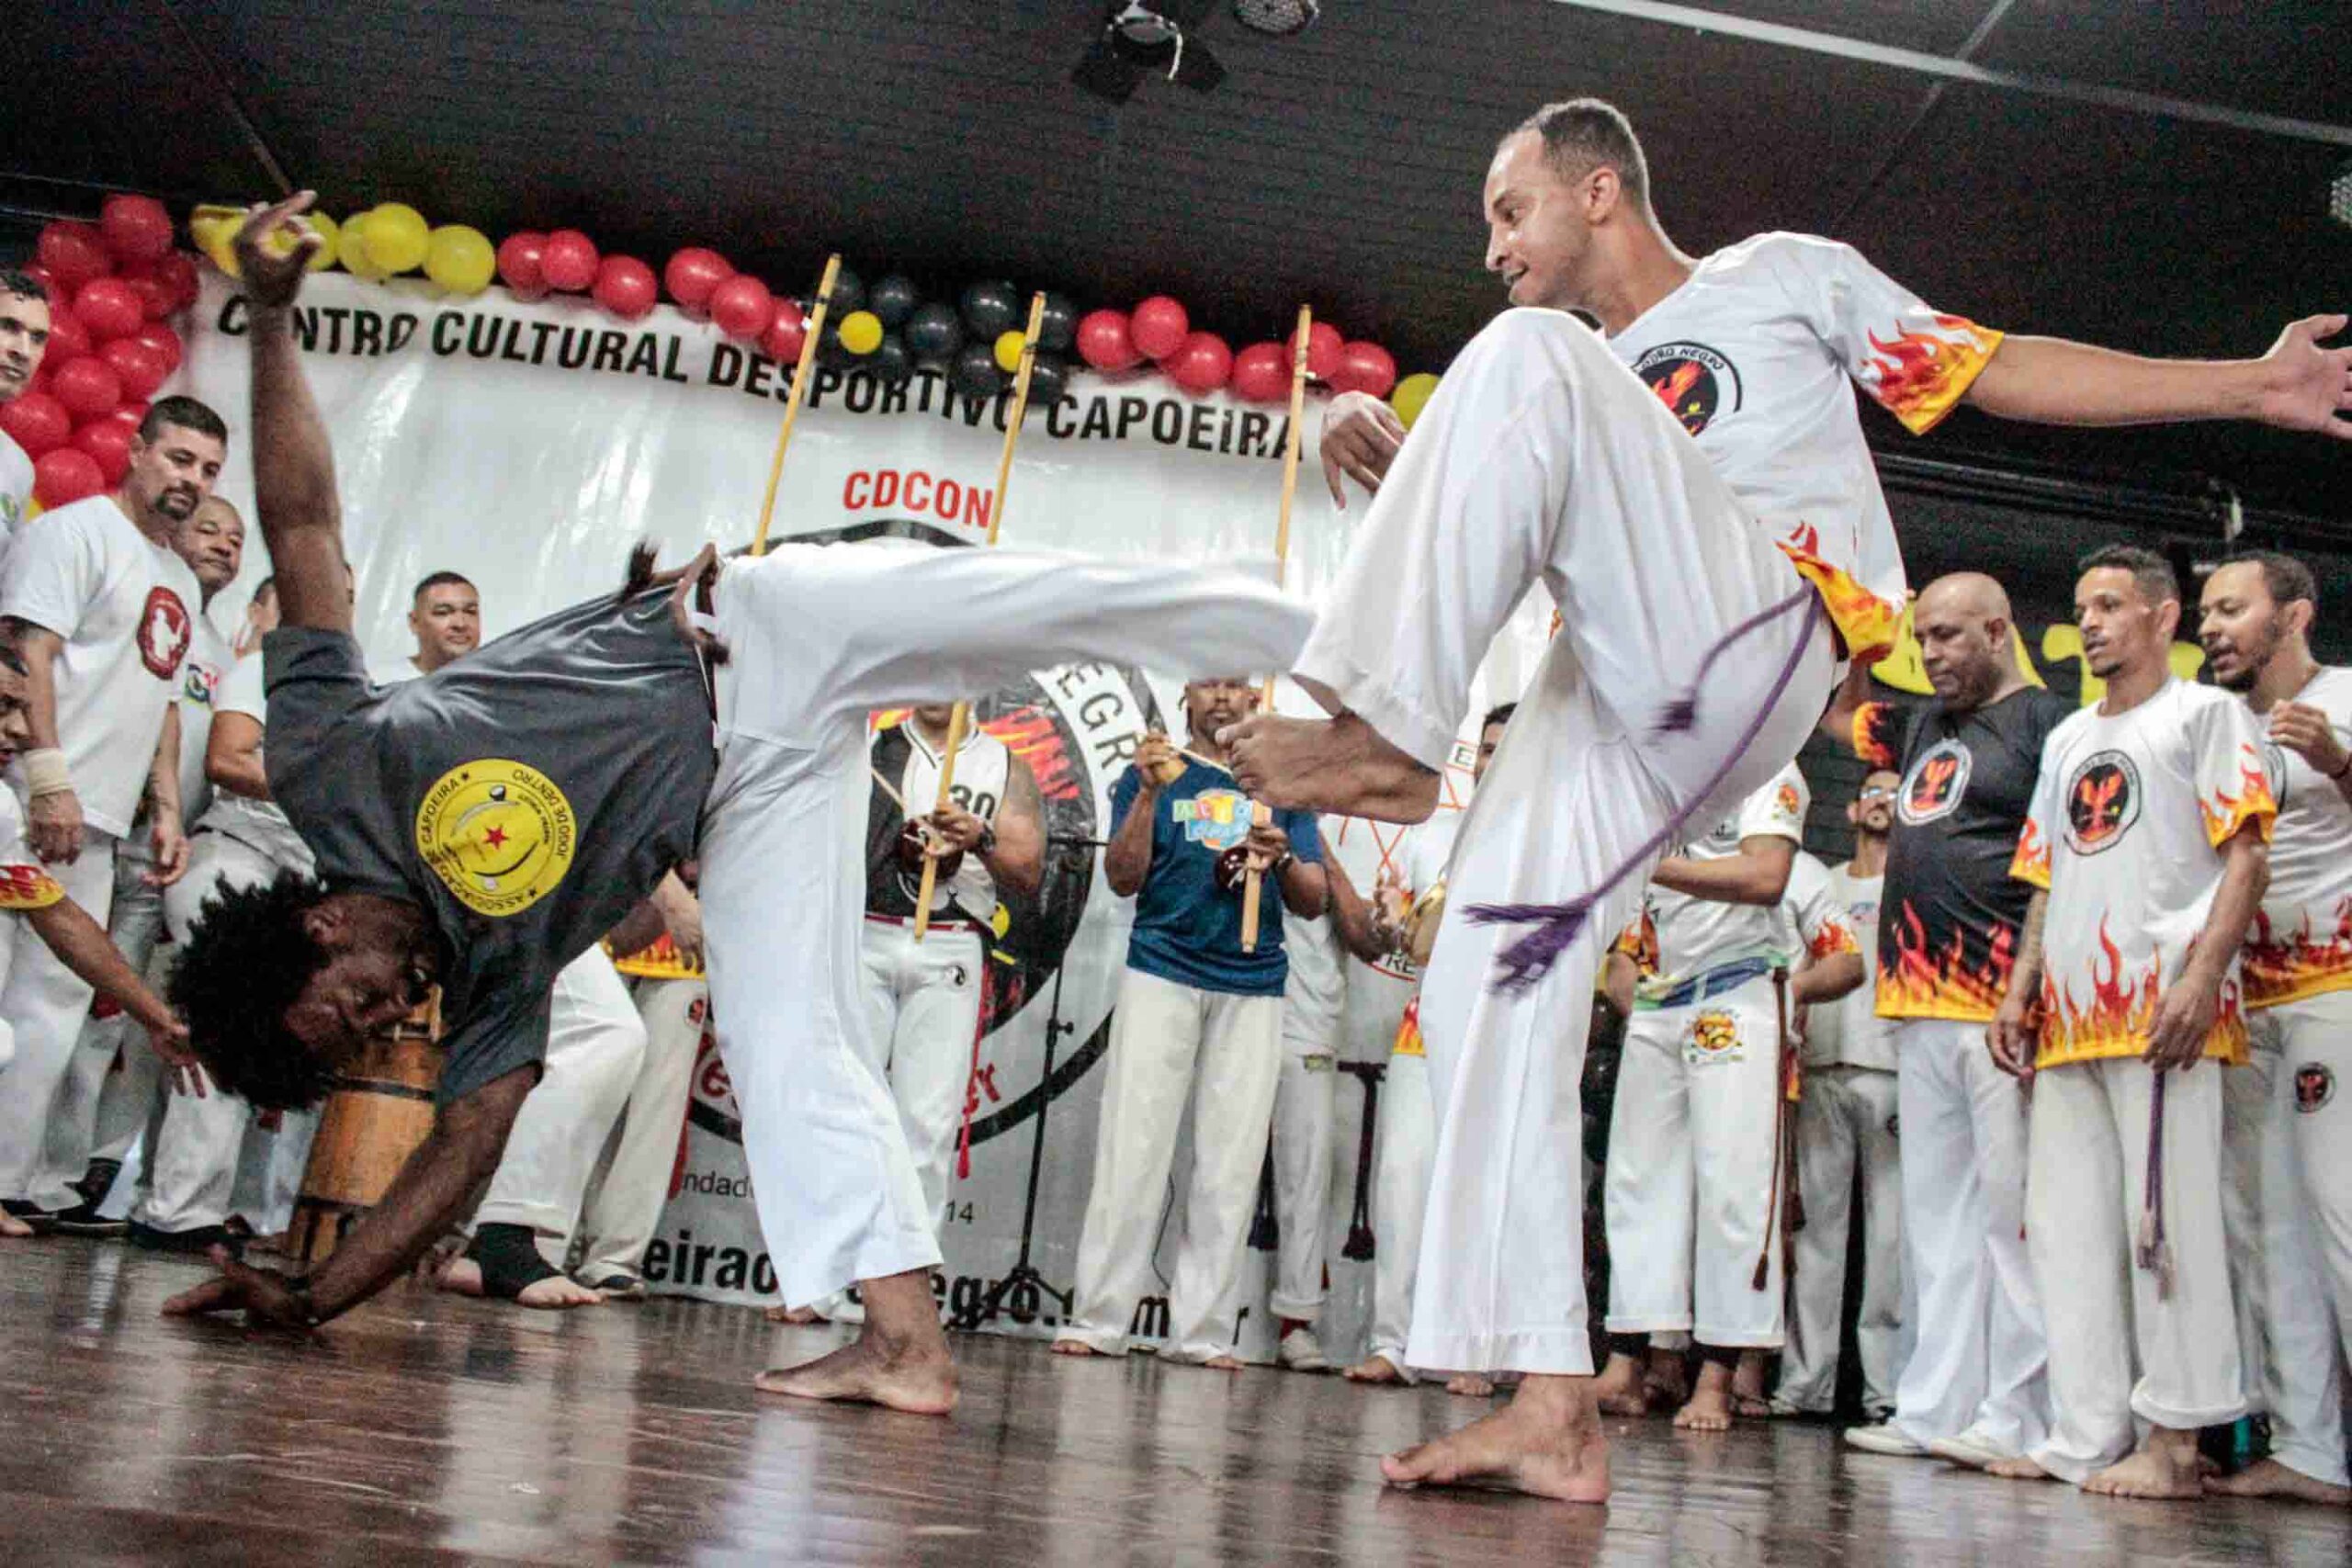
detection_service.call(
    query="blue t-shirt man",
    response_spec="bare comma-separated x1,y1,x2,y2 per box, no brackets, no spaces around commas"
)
1109,758,1323,995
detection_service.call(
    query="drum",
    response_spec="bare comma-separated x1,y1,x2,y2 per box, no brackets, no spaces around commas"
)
283,991,444,1268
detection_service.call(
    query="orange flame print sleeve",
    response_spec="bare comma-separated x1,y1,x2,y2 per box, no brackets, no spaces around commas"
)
2199,741,2278,850
0,862,65,912
1859,317,2006,435
1807,916,1861,960
1850,700,1898,770
2010,814,2051,889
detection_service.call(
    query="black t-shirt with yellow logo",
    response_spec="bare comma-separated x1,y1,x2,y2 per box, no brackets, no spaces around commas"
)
1851,685,2074,1023
266,591,713,1102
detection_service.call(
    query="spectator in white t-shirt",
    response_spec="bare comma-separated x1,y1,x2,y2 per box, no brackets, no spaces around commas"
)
0,396,218,1230
369,571,479,684
0,270,51,555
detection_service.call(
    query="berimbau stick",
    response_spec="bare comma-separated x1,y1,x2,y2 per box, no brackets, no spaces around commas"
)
1241,305,1314,953
914,291,1050,942
750,254,842,558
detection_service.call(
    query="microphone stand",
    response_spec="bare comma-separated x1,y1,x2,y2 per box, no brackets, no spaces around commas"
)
959,832,1104,1332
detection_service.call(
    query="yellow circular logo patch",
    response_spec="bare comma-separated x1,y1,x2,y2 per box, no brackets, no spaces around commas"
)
414,759,577,918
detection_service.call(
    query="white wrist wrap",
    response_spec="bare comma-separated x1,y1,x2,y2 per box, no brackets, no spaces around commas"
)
22,749,72,797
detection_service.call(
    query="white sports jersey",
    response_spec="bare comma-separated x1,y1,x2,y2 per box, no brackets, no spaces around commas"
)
895,723,1010,920
1623,763,1810,1000
0,429,30,560
2013,679,2274,1068
0,786,66,1001
1609,233,2000,663
2241,666,2352,1010
0,495,201,838
173,610,231,829
1804,862,1894,1071
1282,908,1345,1049
195,650,314,872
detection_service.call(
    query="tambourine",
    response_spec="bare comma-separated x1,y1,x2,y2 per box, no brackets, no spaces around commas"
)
1401,877,1447,968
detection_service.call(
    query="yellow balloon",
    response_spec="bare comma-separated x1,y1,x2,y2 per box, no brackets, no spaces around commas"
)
994,329,1027,374
1391,371,1441,430
363,202,430,274
339,213,389,280
838,310,884,355
299,210,340,272
424,224,496,295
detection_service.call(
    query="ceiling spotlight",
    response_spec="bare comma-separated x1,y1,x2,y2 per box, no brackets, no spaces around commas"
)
2332,160,2352,231
1072,3,1227,104
1233,0,1319,36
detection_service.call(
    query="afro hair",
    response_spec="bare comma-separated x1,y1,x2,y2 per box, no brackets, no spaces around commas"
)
167,868,339,1111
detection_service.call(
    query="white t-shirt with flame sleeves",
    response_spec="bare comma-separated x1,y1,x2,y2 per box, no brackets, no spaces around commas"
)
2241,666,2352,1010
1608,232,2003,662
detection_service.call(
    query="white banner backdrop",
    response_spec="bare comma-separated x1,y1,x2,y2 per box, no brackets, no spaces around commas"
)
177,270,1550,1362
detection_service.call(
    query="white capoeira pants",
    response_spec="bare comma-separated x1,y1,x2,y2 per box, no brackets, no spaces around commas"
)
1781,1064,1904,1414
857,918,988,1231
473,945,648,1266
1887,1017,2048,1452
2239,998,2352,1487
75,842,168,1178
1294,308,1832,1375
1604,981,1788,1348
1064,969,1283,1359
0,827,119,1209
1270,1031,1336,1325
1365,1045,1434,1377
568,974,705,1280
695,542,1310,1311
2026,1056,2243,1483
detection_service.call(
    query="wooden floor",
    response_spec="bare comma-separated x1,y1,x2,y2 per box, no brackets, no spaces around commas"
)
5,1247,2347,1565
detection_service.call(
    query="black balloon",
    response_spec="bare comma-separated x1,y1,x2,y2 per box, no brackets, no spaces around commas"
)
952,342,1007,398
816,321,854,369
1035,292,1079,353
1024,354,1069,407
829,266,866,317
905,302,964,363
960,279,1020,339
868,273,920,329
870,333,914,384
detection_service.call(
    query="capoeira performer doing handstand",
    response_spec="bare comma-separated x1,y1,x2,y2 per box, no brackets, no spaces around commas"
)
1226,98,2352,1500
156,197,1313,1416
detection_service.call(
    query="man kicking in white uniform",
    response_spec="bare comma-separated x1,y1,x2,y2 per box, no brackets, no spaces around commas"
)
1227,98,2352,1499
159,198,1311,1419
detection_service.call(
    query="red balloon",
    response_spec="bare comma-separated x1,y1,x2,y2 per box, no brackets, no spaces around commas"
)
119,268,176,321
593,255,659,320
131,322,184,377
74,276,146,342
761,297,808,362
33,446,107,508
1229,342,1290,402
51,355,121,420
41,308,92,369
71,417,133,486
37,222,112,295
709,274,774,341
112,400,151,432
150,252,200,312
1075,310,1140,373
1130,296,1189,361
1165,331,1232,395
664,247,734,314
99,195,175,264
97,338,168,401
1330,340,1398,399
1306,321,1343,380
0,391,72,458
539,230,599,292
496,231,549,298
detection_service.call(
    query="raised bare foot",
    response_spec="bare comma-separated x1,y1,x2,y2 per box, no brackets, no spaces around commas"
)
755,1330,959,1416
1593,1352,1649,1416
2086,1444,2205,1500
1446,1373,1498,1398
1050,1337,1105,1356
1344,1355,1408,1384
765,1303,827,1325
1673,1360,1736,1433
1380,1374,1611,1503
1987,1455,2056,1482
435,1257,605,1309
2206,1457,2352,1505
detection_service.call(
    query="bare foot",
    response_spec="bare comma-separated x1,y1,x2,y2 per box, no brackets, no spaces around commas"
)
765,1304,827,1325
435,1257,605,1309
1196,1354,1244,1371
1050,1337,1106,1356
2086,1444,2205,1500
1593,1352,1650,1416
1988,1456,2056,1482
1731,1350,1770,1417
1445,1373,1497,1398
1645,1350,1691,1408
755,1327,959,1416
0,1212,31,1239
1344,1355,1408,1384
1381,1373,1611,1503
1673,1360,1735,1433
2206,1457,2352,1505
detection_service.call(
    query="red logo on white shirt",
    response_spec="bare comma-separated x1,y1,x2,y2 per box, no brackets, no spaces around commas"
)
138,587,193,680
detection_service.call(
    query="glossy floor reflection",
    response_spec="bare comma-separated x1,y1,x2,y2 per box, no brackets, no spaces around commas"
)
4,1245,2346,1564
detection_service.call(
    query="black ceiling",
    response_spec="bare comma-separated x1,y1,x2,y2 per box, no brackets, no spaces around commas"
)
12,1,2350,523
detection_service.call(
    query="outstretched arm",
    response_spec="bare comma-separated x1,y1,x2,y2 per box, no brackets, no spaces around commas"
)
1651,836,1796,908
232,194,354,635
1965,317,2351,438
